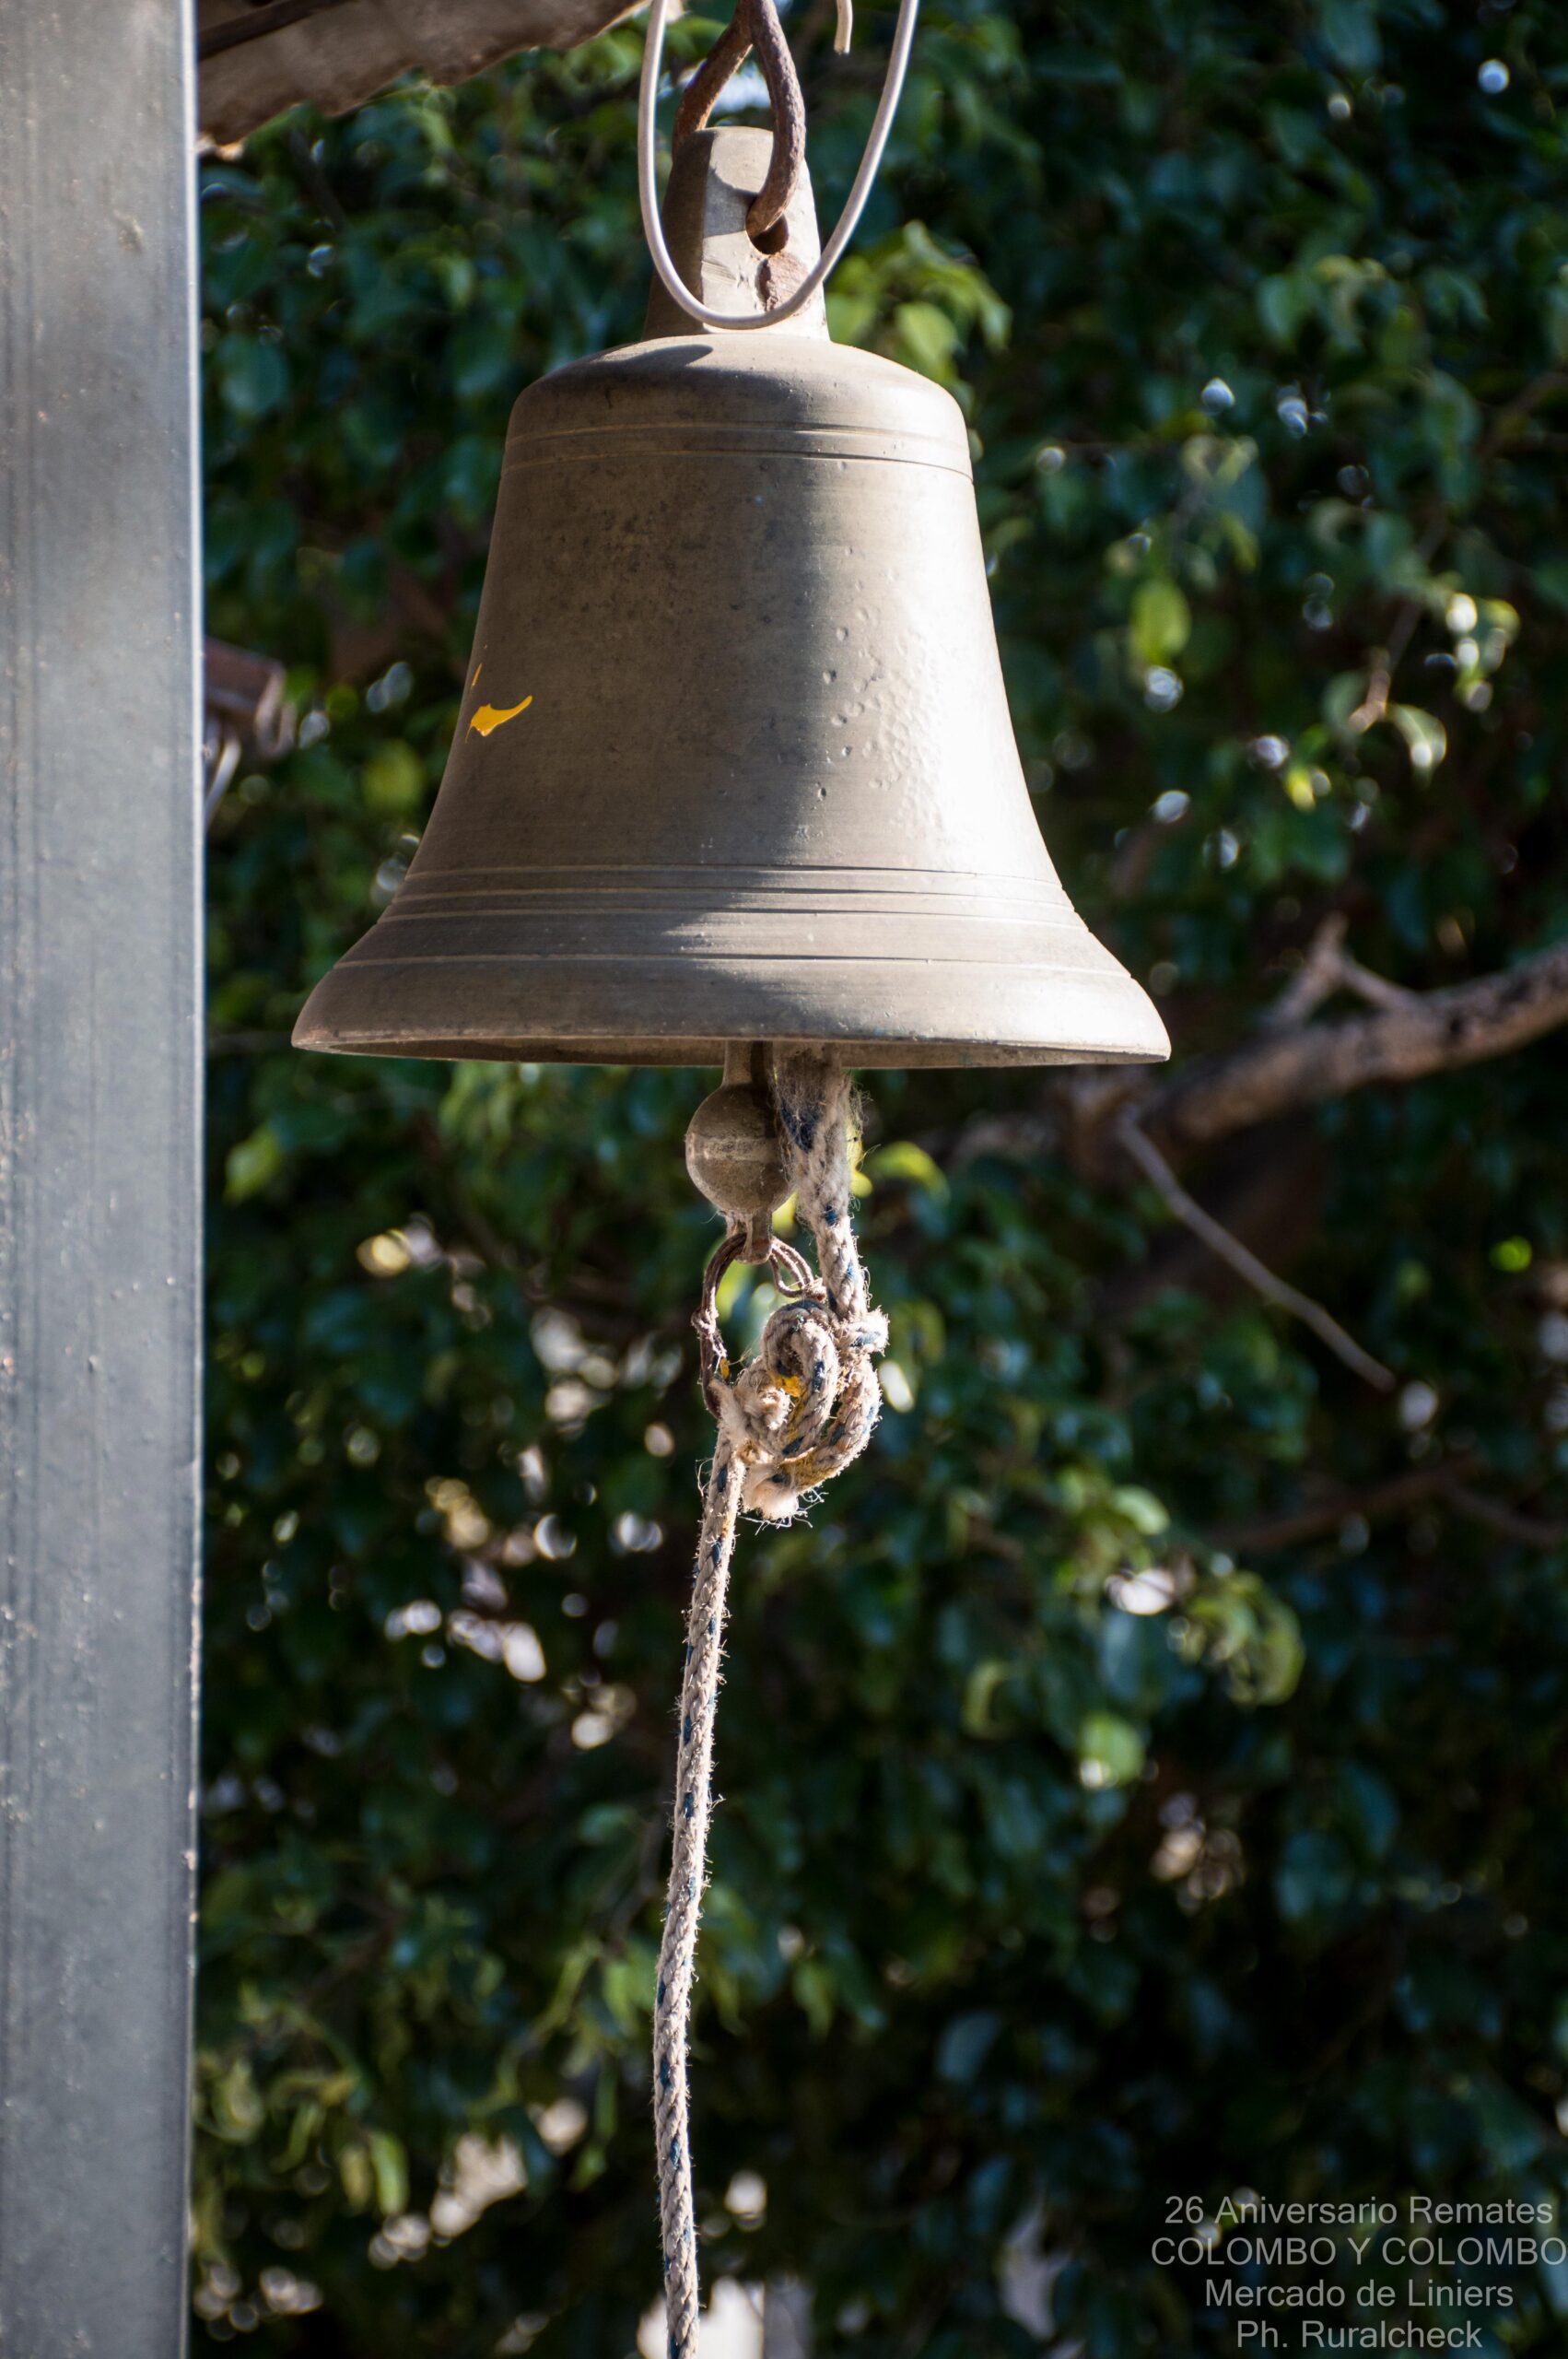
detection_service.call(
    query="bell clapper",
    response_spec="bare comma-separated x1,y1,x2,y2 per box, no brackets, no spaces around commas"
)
683,1039,790,1263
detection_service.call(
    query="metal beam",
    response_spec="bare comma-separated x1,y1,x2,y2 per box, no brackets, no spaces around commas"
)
0,4,203,2353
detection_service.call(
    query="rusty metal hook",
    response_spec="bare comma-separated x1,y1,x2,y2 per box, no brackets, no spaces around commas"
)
673,0,805,242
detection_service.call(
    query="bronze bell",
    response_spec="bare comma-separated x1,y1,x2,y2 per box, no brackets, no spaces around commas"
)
295,129,1167,1073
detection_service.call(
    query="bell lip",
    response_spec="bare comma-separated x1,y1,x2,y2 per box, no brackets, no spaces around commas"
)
292,1027,1170,1072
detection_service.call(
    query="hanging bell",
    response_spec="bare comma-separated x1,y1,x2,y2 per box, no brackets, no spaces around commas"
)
295,128,1167,1072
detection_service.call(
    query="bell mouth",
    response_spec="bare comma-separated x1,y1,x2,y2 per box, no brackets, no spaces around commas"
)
295,1027,1168,1072
292,1027,1168,1073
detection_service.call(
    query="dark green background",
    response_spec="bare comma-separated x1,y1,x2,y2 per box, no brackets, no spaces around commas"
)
197,2,1568,2349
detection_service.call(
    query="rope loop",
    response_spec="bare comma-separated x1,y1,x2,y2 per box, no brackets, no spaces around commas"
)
653,1050,886,2354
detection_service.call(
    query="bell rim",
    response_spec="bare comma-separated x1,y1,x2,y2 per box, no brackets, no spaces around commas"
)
293,950,1170,1072
291,1029,1169,1072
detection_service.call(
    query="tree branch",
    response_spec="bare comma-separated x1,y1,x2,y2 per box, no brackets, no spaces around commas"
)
1117,1111,1396,1391
1142,933,1568,1160
1260,912,1351,1030
1449,1485,1566,1551
1209,1458,1565,1555
1211,1458,1479,1552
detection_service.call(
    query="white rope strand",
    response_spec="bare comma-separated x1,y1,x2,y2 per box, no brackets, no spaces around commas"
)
652,1051,886,2353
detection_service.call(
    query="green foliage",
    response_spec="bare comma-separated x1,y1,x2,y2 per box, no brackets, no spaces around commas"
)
200,3,1568,2351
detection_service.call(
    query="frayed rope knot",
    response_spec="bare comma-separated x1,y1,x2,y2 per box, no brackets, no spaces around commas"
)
652,1050,884,2356
710,1279,887,1521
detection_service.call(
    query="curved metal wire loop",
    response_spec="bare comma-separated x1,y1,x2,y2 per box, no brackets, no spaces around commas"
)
638,0,921,334
693,1228,818,1406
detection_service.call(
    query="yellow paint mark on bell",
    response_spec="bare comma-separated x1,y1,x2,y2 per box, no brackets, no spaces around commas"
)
469,695,533,738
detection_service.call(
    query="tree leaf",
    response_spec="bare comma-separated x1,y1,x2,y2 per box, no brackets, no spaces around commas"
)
1130,578,1191,667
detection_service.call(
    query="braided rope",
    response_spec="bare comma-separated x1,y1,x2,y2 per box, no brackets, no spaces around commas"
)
653,1050,887,2355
